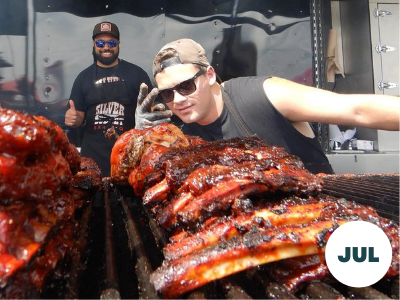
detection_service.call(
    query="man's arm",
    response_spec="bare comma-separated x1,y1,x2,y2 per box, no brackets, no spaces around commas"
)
65,100,85,128
263,77,400,131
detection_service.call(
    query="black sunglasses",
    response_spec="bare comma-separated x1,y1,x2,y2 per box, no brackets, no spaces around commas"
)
158,69,206,103
95,39,119,48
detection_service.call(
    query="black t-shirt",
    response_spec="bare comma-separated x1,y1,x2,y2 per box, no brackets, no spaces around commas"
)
69,59,152,176
182,76,334,174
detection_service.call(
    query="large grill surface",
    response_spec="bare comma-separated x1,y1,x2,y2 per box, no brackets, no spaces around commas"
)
321,174,399,223
72,174,399,299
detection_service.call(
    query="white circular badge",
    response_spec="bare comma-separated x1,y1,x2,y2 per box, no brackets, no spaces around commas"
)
325,221,392,287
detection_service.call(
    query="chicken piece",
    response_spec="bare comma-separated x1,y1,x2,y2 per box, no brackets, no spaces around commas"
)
110,128,142,185
128,143,170,196
70,157,102,191
0,109,51,157
110,123,190,186
33,115,81,174
0,150,72,202
0,109,85,202
0,109,101,292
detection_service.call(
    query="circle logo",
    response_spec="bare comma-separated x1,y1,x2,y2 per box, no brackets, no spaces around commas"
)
325,221,392,287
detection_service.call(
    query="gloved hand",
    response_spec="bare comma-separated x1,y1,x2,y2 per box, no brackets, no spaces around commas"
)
135,83,173,130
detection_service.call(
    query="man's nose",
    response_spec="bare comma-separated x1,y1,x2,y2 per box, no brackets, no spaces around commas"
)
173,90,187,102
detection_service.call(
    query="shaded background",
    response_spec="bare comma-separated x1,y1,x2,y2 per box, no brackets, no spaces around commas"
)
0,0,323,146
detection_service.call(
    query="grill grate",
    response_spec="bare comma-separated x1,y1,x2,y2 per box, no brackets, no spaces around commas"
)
77,174,399,299
321,174,399,223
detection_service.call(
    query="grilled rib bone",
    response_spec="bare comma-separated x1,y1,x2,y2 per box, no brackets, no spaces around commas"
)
150,219,344,298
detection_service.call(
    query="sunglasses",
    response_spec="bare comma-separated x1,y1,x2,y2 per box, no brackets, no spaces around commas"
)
95,39,119,48
159,69,206,103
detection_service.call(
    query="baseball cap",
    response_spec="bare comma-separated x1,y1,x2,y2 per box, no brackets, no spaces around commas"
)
92,22,120,40
152,38,210,76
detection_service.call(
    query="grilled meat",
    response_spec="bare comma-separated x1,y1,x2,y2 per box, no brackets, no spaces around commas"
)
264,255,330,292
109,124,399,299
150,219,344,298
0,108,101,298
150,137,292,196
110,123,190,187
157,162,322,229
151,214,398,298
162,196,366,261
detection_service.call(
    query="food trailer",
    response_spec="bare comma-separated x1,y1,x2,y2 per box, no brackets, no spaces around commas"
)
0,0,398,298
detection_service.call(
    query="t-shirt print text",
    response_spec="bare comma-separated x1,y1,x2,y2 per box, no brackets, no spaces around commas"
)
94,101,125,131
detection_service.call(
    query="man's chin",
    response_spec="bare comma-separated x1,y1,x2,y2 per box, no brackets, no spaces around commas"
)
98,57,117,65
95,52,118,65
178,114,198,124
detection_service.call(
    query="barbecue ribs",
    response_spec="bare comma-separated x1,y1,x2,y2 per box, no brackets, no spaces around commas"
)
0,108,101,298
109,123,399,299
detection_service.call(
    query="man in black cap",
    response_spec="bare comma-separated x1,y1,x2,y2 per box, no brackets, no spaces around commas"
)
65,22,154,177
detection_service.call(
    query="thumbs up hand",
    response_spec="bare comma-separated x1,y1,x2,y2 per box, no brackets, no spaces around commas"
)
65,100,84,127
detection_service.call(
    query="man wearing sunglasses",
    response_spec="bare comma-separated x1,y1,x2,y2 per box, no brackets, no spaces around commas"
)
65,22,154,177
135,38,400,174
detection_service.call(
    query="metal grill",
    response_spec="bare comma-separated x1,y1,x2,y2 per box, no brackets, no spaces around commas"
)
321,174,399,223
73,174,399,299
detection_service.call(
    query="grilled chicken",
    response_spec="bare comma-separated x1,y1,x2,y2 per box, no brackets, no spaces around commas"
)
110,123,190,189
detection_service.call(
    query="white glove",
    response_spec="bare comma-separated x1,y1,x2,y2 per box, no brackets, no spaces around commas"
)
135,83,173,130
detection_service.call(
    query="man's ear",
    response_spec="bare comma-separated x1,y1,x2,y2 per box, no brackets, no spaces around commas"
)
207,66,217,85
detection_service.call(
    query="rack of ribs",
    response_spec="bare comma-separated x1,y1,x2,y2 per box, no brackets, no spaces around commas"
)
109,123,399,299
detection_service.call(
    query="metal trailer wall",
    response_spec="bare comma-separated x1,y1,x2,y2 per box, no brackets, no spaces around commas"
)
0,0,320,146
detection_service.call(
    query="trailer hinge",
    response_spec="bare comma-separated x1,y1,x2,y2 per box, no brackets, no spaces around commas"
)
378,81,398,90
375,44,396,53
373,8,392,18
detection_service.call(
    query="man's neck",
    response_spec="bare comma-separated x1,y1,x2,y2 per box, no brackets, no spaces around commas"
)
197,84,224,125
97,59,119,68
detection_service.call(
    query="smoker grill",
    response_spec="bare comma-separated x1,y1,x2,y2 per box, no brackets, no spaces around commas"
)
44,174,399,299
